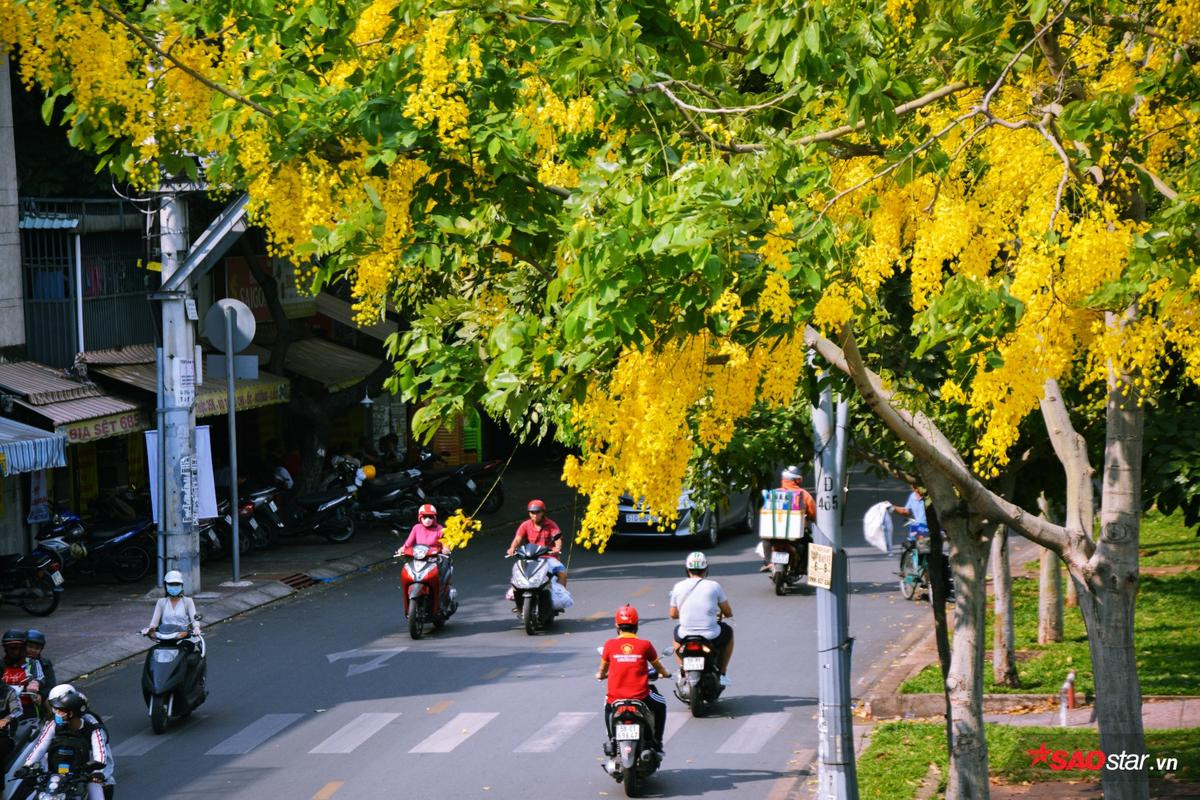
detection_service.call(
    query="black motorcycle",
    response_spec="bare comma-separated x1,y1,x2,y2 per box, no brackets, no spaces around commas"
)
15,737,105,800
141,621,207,734
252,470,361,544
0,551,63,617
37,506,153,584
602,696,662,797
673,634,725,716
327,456,459,528
413,448,504,515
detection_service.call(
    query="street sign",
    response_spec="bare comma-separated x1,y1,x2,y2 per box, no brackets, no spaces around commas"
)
203,298,256,354
808,542,834,590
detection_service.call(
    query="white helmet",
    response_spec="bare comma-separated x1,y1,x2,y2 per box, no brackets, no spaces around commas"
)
781,465,803,481
685,551,708,571
163,570,184,586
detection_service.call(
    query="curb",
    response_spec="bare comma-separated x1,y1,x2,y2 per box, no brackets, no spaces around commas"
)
58,544,396,683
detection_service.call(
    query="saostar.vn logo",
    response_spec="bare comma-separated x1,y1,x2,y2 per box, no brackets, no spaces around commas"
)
1027,742,1179,773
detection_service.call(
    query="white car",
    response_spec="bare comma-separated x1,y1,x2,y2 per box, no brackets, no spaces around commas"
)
612,487,758,547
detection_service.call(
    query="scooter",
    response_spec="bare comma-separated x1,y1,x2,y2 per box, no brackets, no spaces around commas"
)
602,693,662,797
15,756,105,800
0,551,63,616
398,543,458,639
413,448,503,515
252,469,363,544
2,692,43,800
507,543,559,635
140,621,207,734
765,537,811,596
39,506,153,584
673,634,726,717
331,457,459,528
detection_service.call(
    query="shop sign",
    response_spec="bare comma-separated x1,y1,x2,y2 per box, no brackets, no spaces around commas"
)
807,542,834,590
58,410,150,444
194,382,290,417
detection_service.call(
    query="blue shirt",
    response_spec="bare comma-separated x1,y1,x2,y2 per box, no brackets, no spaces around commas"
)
904,491,928,527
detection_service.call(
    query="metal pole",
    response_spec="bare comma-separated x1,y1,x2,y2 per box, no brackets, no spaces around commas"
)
812,386,858,800
74,234,85,355
155,347,166,586
225,309,240,583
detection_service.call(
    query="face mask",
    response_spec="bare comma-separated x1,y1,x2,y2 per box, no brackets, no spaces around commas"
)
166,584,183,597
53,713,65,726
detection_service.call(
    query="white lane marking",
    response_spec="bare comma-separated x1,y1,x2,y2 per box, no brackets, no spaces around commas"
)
663,711,690,743
409,712,498,753
310,712,400,754
113,731,170,757
206,713,303,756
716,712,791,754
324,647,408,677
514,712,596,753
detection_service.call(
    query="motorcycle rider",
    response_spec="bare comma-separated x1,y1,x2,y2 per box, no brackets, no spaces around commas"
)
669,552,734,687
2,630,44,713
0,678,22,767
15,684,113,800
760,465,818,578
398,504,446,554
505,499,568,587
144,571,204,684
596,605,671,760
23,630,56,691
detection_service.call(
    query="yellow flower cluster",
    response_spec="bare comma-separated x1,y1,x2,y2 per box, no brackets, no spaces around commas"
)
536,158,581,189
515,77,596,170
563,333,806,552
402,14,480,149
1159,0,1200,42
440,510,481,551
757,206,796,322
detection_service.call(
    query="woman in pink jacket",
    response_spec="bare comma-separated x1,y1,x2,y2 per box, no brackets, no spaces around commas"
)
399,504,446,555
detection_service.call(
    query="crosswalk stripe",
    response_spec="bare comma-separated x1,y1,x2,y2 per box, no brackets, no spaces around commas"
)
207,713,303,756
663,711,690,743
409,712,498,753
514,712,596,753
716,712,791,754
113,731,170,757
310,713,400,754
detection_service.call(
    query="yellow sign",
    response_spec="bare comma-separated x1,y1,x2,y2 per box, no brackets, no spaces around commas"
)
807,542,834,590
58,410,150,444
194,381,290,418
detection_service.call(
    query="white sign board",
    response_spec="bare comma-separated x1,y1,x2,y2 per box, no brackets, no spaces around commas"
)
175,359,196,406
807,542,834,590
145,425,218,523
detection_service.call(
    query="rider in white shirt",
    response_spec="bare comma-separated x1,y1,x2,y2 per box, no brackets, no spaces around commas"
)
668,552,734,686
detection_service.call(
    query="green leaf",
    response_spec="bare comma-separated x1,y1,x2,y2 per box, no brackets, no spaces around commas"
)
363,183,383,210
1030,0,1049,23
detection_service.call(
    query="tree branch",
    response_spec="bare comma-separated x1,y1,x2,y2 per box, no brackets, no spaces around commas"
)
645,81,800,116
794,81,969,147
1124,158,1179,201
96,3,276,119
1038,379,1096,549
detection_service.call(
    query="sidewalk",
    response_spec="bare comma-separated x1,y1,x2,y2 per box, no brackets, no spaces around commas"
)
0,460,577,684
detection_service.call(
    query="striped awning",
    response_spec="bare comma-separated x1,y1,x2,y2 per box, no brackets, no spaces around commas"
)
0,417,67,476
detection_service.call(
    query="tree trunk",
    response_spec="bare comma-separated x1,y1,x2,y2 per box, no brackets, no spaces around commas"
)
991,525,1020,687
1080,333,1148,800
923,501,954,759
925,473,992,800
1037,548,1064,643
1065,571,1078,608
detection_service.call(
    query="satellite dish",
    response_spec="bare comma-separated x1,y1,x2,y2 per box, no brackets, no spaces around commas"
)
204,299,256,354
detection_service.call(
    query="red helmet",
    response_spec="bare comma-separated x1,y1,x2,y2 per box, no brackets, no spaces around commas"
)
418,504,437,521
615,604,639,626
527,499,546,513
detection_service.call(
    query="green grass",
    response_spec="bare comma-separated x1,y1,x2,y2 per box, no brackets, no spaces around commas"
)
901,512,1200,696
1140,510,1200,568
858,722,1200,799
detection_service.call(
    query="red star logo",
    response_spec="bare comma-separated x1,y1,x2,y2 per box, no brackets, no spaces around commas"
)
1027,742,1052,766
621,644,634,655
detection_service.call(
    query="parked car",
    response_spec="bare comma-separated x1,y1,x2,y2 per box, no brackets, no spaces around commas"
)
611,485,758,547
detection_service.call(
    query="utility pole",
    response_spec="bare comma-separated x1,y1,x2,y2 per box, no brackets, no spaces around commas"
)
812,386,858,800
156,190,200,592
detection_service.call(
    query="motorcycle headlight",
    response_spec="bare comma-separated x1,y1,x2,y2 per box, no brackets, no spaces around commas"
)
413,544,430,560
153,649,180,663
511,573,532,589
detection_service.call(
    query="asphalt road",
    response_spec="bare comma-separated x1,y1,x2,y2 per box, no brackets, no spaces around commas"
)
78,475,924,799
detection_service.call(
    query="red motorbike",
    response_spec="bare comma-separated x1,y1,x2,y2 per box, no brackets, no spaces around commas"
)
398,544,458,640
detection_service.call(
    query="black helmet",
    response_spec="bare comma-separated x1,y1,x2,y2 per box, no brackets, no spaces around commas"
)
24,630,45,646
1,629,26,645
48,684,87,714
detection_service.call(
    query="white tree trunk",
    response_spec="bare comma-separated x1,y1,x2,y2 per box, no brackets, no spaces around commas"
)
1037,547,1063,643
991,526,1019,687
0,56,26,349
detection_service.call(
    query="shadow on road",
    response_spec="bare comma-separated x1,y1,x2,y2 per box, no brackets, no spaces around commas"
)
637,767,790,797
713,692,818,716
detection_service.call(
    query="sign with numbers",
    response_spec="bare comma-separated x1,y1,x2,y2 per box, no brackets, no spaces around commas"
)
807,542,834,590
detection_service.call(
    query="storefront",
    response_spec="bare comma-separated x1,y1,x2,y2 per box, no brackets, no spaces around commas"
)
0,417,68,553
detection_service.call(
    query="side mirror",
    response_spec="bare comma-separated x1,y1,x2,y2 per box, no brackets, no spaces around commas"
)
193,614,203,622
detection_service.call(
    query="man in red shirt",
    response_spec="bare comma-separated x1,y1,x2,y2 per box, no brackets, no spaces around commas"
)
505,499,568,587
596,605,671,758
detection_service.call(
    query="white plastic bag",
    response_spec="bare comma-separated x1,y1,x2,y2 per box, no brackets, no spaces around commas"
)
863,501,894,554
754,541,765,559
550,581,574,611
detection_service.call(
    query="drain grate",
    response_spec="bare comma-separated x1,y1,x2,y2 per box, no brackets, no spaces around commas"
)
280,572,318,590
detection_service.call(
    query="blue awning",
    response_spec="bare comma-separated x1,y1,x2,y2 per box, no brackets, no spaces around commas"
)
0,417,68,477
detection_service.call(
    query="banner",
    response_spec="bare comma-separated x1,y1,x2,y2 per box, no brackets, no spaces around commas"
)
27,470,50,525
144,425,218,523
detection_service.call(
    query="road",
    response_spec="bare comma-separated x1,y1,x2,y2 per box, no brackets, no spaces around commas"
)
79,476,923,799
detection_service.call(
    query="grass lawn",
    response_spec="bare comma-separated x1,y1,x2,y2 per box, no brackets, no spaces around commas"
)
900,512,1199,696
858,722,1200,799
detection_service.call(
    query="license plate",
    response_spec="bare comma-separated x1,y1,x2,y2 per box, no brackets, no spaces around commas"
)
249,518,260,529
683,657,705,671
771,551,791,564
614,723,640,741
625,512,658,524
49,571,63,586
268,501,278,512
466,479,477,491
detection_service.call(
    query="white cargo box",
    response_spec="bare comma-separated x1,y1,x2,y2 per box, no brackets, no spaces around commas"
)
759,489,808,541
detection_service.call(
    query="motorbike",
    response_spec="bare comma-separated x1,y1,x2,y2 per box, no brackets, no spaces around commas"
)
413,448,504,515
2,693,43,800
765,537,811,596
898,523,953,600
507,543,560,635
398,543,458,639
329,456,459,528
0,550,63,616
38,506,153,584
672,635,725,716
602,692,662,797
251,469,363,544
15,740,105,800
140,621,207,734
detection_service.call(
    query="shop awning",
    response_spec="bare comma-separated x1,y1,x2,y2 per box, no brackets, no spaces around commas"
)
92,363,290,417
0,417,67,476
246,338,382,392
314,293,398,342
0,361,151,445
